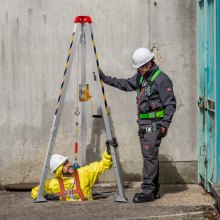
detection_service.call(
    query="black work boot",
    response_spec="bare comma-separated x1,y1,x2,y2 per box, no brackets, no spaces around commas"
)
133,193,154,203
154,191,161,199
154,184,160,199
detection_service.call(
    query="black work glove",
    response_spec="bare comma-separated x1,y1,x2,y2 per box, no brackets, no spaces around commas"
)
106,138,118,154
158,126,168,139
44,194,60,201
99,69,106,80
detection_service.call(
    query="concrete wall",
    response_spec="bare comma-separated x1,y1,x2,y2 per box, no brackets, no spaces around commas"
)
0,0,197,186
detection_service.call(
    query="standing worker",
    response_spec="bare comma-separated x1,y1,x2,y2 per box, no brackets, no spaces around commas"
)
100,48,176,203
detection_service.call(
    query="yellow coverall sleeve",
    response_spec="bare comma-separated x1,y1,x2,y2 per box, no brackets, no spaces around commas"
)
31,176,61,199
31,179,53,199
79,150,112,188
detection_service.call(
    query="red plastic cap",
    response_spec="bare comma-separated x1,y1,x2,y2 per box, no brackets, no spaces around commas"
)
74,143,78,153
74,16,92,24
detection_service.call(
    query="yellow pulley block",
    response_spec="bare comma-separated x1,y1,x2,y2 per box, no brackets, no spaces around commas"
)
79,84,90,101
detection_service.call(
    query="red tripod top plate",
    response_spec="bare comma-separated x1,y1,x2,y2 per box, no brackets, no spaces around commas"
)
74,16,92,24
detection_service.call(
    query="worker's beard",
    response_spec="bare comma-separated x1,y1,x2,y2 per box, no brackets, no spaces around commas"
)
63,167,74,176
138,68,150,76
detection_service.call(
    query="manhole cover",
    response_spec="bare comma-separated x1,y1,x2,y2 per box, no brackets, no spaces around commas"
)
5,183,38,191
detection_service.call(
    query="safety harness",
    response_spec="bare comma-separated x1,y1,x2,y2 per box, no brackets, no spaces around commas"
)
58,169,85,201
137,69,165,119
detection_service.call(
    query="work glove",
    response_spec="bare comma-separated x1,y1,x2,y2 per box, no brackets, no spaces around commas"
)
106,138,118,154
44,194,60,201
158,126,168,139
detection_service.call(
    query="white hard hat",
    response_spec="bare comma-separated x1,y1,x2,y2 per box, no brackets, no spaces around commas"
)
50,154,68,173
132,48,154,68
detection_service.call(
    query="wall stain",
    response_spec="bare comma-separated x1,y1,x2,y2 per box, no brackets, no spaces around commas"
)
151,46,163,65
20,167,32,183
177,89,184,111
148,0,151,46
28,9,33,21
6,10,8,24
2,41,5,61
16,17,19,41
43,14,47,25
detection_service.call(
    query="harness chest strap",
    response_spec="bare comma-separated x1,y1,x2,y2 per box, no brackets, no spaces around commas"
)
137,69,161,95
139,69,161,84
58,169,85,201
73,169,85,201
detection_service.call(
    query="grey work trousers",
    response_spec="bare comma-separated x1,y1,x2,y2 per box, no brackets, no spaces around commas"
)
138,124,162,196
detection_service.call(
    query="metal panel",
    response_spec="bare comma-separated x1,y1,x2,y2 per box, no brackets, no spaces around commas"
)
215,0,220,184
197,0,217,192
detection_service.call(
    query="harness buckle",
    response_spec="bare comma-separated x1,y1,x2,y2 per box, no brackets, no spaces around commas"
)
145,85,151,96
149,112,156,118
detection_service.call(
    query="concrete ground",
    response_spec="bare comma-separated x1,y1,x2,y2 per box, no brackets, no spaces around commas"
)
0,184,219,220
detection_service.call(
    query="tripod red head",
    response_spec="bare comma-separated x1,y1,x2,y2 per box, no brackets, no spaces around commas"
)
74,16,92,24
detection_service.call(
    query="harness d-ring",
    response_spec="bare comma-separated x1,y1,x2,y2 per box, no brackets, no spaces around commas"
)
75,107,80,116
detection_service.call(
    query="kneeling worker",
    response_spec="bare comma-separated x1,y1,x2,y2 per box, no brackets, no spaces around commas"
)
31,139,117,201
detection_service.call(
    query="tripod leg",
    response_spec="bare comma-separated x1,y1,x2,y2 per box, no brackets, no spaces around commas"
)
79,24,87,166
86,23,127,202
34,24,81,202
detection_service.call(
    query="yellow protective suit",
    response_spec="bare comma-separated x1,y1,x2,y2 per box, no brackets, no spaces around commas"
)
31,150,112,201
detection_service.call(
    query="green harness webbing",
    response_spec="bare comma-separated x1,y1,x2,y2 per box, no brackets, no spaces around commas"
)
139,69,161,84
139,109,165,119
138,69,165,119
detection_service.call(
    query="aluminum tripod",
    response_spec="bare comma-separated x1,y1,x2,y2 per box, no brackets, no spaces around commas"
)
34,16,127,203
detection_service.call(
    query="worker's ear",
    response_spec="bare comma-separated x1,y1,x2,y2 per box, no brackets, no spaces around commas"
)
147,62,152,68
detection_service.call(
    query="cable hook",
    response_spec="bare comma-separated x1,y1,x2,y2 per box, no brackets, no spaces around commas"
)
75,107,80,116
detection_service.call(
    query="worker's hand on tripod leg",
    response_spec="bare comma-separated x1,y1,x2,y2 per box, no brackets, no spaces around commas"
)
99,68,106,80
106,138,118,154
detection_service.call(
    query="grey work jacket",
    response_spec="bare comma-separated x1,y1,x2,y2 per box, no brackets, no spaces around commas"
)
101,64,176,128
